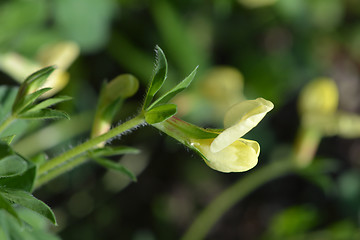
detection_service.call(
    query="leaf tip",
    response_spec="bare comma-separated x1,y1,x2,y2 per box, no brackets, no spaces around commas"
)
131,175,138,182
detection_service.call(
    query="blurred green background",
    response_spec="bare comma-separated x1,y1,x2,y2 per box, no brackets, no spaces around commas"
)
1,0,360,239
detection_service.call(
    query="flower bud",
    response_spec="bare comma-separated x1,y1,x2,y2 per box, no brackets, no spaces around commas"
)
91,74,139,143
298,78,338,115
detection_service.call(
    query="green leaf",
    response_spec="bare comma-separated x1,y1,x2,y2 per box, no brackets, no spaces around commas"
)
18,109,70,120
0,142,14,159
13,66,55,111
23,66,55,89
0,193,21,225
30,153,47,166
92,157,137,182
90,146,140,158
143,46,168,109
0,87,18,122
101,98,123,123
148,66,198,110
13,88,52,115
0,155,27,178
25,96,72,113
0,136,16,145
0,162,36,192
0,119,29,145
0,208,61,240
0,214,9,239
145,104,177,124
0,189,56,225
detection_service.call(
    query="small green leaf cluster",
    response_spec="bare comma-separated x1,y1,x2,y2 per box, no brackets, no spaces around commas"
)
11,66,71,120
143,46,198,124
0,66,73,229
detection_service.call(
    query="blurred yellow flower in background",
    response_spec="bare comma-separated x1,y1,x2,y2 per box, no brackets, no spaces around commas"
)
297,77,360,138
0,41,79,97
298,77,339,115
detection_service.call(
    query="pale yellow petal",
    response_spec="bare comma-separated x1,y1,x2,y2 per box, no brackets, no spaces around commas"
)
37,42,80,70
211,98,273,152
0,52,40,82
238,138,260,157
192,138,259,173
37,42,80,97
224,98,274,128
40,71,69,98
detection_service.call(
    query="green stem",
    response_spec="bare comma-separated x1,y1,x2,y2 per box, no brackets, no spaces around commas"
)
294,127,322,167
181,158,296,240
0,115,15,134
36,114,145,180
14,111,94,157
34,155,88,189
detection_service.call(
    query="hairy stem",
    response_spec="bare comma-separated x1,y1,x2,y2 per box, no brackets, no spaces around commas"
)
181,158,295,240
36,114,145,185
14,111,93,157
34,155,88,189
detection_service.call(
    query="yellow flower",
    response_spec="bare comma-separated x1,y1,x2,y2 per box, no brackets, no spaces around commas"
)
295,77,360,167
153,97,274,173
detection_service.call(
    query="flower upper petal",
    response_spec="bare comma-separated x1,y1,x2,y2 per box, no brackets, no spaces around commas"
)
210,98,273,153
